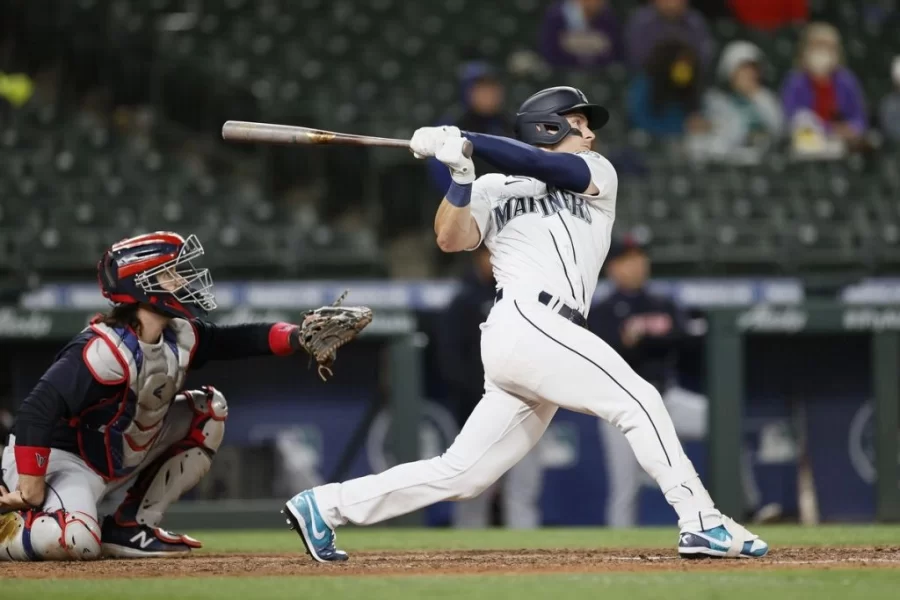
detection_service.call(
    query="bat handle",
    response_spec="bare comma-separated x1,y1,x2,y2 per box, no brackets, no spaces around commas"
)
462,139,474,159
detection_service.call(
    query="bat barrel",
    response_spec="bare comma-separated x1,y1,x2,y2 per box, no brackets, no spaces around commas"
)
222,120,472,157
222,121,311,144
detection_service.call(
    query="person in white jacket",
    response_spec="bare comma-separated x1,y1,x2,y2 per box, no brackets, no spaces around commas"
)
689,41,784,164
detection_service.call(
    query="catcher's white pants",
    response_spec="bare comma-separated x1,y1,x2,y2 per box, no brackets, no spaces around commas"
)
314,292,714,528
1,401,195,560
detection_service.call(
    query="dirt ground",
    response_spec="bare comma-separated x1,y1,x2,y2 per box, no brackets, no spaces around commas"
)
4,547,900,579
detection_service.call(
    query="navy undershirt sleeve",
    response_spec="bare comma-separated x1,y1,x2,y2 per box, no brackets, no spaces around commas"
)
14,342,113,447
462,132,592,193
190,320,281,368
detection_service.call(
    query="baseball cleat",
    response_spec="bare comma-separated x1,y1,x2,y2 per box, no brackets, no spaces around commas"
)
678,514,769,558
100,516,201,558
283,490,348,563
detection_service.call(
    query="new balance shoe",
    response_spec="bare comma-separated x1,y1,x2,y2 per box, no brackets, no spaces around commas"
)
283,490,348,563
100,516,201,558
678,514,769,558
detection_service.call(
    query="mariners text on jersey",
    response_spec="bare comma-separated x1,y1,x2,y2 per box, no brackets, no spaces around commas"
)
493,189,592,232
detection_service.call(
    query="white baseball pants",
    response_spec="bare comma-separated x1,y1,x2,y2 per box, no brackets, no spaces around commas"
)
314,290,714,528
453,443,543,529
601,386,765,527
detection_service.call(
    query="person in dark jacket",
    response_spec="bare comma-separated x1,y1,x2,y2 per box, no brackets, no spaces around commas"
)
590,237,778,527
539,0,623,69
427,62,513,195
627,39,710,137
624,0,715,72
436,246,542,529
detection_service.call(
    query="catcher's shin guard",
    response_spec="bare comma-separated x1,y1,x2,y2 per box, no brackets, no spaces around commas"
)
0,510,102,561
113,386,228,529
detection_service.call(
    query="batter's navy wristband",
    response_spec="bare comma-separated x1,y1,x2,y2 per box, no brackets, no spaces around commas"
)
446,181,472,207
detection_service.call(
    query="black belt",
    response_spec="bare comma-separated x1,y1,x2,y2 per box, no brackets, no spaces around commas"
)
495,289,587,328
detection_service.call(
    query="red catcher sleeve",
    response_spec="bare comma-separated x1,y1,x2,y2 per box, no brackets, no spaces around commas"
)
268,322,298,356
14,445,51,476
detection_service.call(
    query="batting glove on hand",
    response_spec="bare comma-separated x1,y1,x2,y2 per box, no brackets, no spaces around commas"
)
436,136,475,184
409,126,461,159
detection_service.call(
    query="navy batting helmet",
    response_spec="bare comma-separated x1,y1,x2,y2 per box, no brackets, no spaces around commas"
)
514,86,609,146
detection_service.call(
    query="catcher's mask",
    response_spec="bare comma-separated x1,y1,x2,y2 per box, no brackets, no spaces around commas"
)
98,231,216,319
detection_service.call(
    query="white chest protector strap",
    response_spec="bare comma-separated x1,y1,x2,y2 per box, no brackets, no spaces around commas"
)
113,387,228,528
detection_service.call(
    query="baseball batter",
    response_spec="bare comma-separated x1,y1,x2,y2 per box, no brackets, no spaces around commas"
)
285,86,768,561
0,232,369,561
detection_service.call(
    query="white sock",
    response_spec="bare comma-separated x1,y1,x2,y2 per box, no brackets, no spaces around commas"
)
664,476,718,524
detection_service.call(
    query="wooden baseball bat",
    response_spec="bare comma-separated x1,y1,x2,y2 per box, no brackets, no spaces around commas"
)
221,121,473,157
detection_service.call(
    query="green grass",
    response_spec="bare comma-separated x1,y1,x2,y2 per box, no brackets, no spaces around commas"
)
195,524,900,553
4,526,900,600
4,570,900,600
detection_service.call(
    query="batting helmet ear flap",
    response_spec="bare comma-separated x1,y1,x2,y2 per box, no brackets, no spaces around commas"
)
514,112,573,146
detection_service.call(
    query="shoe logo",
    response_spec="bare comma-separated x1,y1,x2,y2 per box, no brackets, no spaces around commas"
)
679,533,692,545
130,530,156,549
505,177,530,186
303,496,328,541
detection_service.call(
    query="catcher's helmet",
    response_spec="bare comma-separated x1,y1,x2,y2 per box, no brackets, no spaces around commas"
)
97,231,216,319
514,86,609,146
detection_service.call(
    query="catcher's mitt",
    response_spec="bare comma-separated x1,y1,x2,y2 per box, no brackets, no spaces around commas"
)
298,290,373,381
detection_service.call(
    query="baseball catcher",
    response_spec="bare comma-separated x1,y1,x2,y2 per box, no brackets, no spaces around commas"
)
0,231,371,561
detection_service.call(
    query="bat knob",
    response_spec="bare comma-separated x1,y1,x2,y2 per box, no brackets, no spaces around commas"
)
462,139,474,159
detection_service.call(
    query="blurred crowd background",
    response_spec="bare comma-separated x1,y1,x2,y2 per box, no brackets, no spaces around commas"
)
0,0,898,528
0,0,898,291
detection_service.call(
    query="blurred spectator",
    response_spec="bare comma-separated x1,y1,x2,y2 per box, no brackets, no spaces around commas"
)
728,0,808,31
539,0,623,69
624,0,715,72
879,56,900,144
427,62,512,195
590,238,779,527
690,41,783,163
781,23,868,154
437,246,543,529
627,39,709,137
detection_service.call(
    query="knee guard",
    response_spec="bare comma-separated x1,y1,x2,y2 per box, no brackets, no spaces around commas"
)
0,510,101,561
115,386,228,528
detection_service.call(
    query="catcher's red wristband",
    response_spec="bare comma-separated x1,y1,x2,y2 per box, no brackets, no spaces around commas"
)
268,322,298,356
14,445,51,476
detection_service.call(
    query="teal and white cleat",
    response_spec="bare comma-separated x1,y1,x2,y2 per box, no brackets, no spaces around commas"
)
283,490,348,563
678,515,769,558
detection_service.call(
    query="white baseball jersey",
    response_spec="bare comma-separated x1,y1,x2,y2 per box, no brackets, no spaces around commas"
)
468,150,618,316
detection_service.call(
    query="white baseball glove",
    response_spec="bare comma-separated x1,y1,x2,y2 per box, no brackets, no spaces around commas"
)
435,136,475,184
409,125,461,159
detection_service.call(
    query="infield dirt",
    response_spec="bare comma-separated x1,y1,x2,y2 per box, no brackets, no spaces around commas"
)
4,546,899,579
